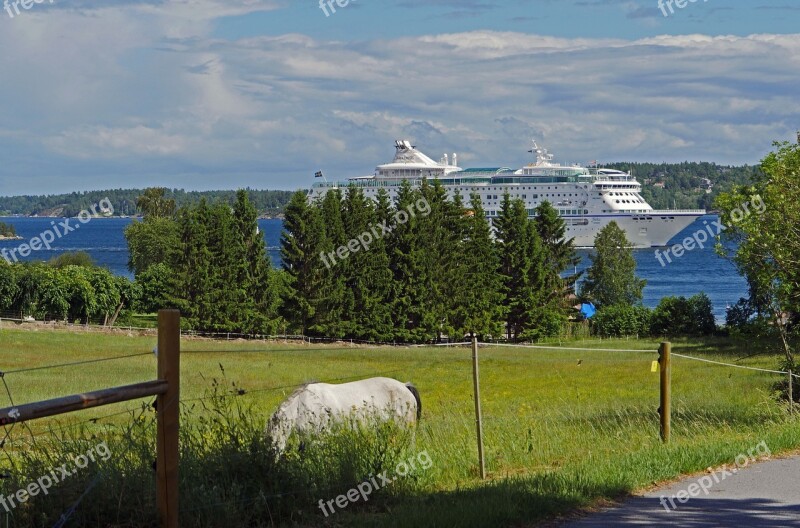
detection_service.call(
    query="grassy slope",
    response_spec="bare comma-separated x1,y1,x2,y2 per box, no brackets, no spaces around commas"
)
1,325,798,526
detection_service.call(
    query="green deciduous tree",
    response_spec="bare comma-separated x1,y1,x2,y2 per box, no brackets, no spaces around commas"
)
125,217,181,275
651,293,716,337
716,140,800,368
136,187,177,218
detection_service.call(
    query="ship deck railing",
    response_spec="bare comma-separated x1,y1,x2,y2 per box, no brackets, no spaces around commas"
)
649,209,707,214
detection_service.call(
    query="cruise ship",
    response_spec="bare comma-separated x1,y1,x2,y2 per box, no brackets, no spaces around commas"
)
309,140,705,248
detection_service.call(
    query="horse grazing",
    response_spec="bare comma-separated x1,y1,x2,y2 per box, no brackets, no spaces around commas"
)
266,377,422,452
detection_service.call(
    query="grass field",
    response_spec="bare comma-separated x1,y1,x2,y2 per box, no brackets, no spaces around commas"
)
1,323,799,526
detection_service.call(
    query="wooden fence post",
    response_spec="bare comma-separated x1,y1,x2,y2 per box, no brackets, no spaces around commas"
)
157,310,180,528
471,337,486,479
659,342,671,444
789,369,794,415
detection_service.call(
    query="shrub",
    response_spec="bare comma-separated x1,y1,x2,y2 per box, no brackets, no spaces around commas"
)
651,293,716,337
591,304,652,338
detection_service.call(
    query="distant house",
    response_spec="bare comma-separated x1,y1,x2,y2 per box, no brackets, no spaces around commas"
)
653,182,666,189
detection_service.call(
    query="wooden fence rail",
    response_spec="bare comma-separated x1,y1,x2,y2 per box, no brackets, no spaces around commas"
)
0,309,180,528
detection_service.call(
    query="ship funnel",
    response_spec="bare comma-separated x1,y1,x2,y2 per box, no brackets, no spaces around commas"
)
443,153,449,165
453,153,457,166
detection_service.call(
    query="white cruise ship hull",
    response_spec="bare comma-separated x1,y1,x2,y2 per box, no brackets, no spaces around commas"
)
566,212,704,248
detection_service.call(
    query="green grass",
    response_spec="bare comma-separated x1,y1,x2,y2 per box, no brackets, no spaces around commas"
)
0,323,798,527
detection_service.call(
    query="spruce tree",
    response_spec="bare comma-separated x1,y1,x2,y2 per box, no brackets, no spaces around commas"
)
341,186,393,340
450,194,505,338
417,178,462,340
280,191,327,335
232,190,278,333
495,195,534,339
386,180,421,342
207,202,248,331
534,201,580,328
173,200,215,329
317,189,347,337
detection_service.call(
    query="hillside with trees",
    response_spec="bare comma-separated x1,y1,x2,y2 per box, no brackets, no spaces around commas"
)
605,162,760,210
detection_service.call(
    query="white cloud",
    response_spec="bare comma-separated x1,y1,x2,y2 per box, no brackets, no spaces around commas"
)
0,4,798,194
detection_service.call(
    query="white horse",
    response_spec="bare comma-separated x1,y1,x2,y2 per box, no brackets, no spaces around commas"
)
266,377,421,452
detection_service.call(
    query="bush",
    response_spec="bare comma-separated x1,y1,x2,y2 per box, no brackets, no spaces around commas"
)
591,304,652,338
725,297,773,336
651,293,716,337
520,308,565,341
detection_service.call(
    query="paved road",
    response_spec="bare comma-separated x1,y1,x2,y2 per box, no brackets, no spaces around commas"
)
564,456,800,527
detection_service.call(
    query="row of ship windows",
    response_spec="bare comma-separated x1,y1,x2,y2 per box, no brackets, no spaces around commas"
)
454,189,584,197
451,186,589,193
485,209,589,217
366,187,589,200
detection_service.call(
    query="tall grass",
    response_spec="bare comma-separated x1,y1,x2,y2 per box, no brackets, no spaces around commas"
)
1,327,799,526
1,370,426,527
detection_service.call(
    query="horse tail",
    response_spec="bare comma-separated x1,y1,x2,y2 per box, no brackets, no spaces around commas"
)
405,382,422,421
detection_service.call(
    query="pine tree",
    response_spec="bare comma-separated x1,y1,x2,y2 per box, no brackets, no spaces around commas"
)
581,221,645,308
206,202,248,331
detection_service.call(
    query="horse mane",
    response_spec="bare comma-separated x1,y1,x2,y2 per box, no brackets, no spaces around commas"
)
405,382,422,421
274,381,319,415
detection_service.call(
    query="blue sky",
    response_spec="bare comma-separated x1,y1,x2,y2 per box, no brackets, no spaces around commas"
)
214,1,799,41
0,0,798,195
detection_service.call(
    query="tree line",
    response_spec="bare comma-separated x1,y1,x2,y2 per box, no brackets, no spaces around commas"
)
0,188,295,218
279,180,580,342
122,183,581,342
0,183,726,341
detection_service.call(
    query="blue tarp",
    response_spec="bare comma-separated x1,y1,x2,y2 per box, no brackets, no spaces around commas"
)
580,303,597,319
